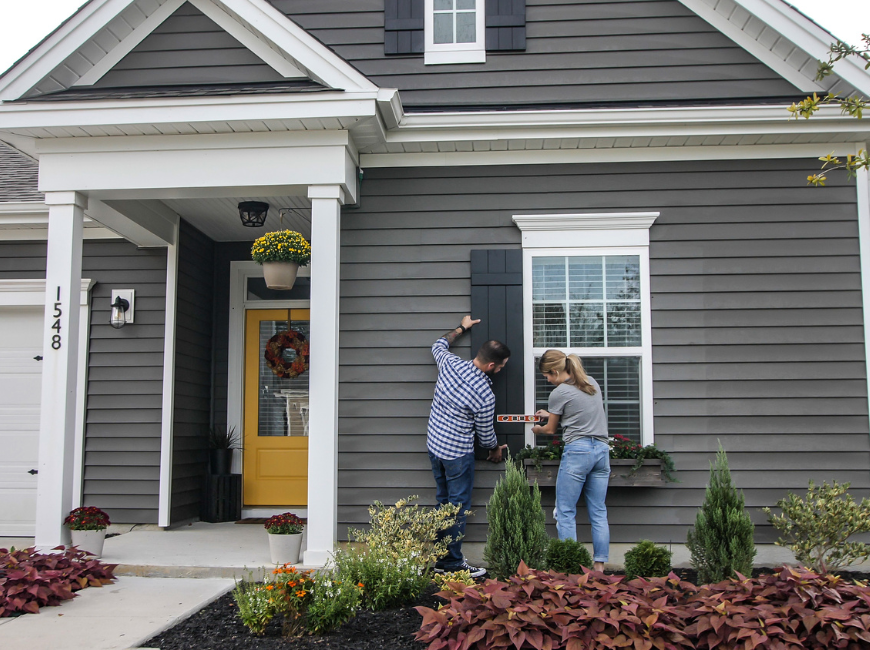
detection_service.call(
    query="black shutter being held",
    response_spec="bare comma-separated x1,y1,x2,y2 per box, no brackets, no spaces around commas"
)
385,0,424,55
470,249,525,459
485,0,526,51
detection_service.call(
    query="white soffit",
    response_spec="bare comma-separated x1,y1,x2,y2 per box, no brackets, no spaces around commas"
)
0,0,377,102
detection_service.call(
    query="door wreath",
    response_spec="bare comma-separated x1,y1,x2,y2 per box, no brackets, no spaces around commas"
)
264,330,310,379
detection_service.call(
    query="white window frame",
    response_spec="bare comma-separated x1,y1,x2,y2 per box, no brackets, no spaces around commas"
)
424,0,486,65
514,212,659,447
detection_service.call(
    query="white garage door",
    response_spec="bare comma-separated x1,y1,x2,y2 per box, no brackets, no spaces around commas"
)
0,306,43,536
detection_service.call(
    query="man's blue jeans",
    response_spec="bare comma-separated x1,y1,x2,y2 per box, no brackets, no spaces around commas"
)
555,437,611,563
429,451,475,570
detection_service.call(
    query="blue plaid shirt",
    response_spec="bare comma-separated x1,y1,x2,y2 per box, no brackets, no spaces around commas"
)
427,338,498,460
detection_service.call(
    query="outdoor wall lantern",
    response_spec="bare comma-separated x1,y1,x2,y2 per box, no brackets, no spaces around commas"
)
110,289,135,329
238,201,270,227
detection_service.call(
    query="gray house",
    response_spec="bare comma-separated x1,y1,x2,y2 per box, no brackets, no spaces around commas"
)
0,0,868,565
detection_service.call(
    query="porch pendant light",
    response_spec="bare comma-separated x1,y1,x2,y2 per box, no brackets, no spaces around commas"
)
238,201,270,227
110,296,130,329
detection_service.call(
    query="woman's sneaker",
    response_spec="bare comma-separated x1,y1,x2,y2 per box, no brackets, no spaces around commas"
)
433,561,486,578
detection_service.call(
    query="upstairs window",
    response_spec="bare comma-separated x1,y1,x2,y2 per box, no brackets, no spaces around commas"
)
425,0,485,64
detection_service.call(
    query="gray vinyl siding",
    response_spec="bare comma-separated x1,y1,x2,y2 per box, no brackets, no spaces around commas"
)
171,220,215,523
271,0,800,108
95,2,284,88
337,158,870,544
0,240,167,524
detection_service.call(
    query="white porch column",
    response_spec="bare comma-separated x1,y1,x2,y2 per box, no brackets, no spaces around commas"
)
35,191,86,548
304,184,343,565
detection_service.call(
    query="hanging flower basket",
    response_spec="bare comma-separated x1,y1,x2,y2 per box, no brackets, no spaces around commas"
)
251,230,311,290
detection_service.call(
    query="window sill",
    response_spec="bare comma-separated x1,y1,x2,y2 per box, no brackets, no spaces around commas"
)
424,48,486,65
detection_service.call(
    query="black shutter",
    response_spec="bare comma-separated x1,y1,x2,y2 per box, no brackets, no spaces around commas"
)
385,0,424,55
470,249,525,458
485,0,526,51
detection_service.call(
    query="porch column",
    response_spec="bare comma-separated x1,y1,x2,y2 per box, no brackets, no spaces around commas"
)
305,184,343,565
35,191,86,548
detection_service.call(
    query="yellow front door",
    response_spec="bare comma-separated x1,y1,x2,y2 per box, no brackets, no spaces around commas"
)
244,308,310,506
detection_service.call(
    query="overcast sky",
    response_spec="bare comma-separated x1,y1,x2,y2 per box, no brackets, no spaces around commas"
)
0,0,867,76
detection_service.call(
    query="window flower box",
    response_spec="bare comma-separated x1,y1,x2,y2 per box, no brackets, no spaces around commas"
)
523,458,667,488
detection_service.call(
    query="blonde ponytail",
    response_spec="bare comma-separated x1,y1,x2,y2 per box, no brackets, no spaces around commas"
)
538,350,597,395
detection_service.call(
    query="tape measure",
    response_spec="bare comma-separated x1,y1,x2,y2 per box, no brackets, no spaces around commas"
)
497,415,541,423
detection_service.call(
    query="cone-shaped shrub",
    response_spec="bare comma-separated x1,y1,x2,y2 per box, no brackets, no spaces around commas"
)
483,455,547,579
686,443,755,584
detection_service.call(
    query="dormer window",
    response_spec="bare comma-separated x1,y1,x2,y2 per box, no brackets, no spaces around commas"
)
424,0,485,64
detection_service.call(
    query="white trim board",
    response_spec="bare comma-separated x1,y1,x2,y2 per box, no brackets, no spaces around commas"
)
158,220,180,528
855,145,870,439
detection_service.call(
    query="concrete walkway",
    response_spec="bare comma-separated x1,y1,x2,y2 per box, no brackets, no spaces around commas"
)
103,521,317,578
0,575,233,650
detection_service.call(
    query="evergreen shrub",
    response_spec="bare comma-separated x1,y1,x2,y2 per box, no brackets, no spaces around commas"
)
483,452,547,579
544,538,592,575
623,540,672,580
686,444,755,584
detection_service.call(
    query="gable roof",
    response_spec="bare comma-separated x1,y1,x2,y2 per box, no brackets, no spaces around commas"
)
0,0,378,102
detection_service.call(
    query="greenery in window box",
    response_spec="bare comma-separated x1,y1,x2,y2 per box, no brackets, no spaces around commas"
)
250,230,311,266
515,434,678,482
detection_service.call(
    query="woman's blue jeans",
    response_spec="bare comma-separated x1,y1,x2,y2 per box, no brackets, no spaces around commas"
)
555,437,611,562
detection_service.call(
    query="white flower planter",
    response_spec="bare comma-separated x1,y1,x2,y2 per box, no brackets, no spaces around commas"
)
70,529,107,558
262,261,299,290
268,532,303,565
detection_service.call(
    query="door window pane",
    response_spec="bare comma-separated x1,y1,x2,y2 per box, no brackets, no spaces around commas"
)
258,319,310,437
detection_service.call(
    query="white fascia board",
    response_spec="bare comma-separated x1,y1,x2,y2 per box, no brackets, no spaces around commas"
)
0,93,378,133
218,0,377,92
0,0,123,100
361,142,865,168
733,0,870,96
0,203,48,221
74,0,188,87
678,0,823,92
395,104,855,130
35,129,353,154
377,88,403,131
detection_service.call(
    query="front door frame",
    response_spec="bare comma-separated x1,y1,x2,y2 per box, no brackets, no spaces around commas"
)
227,260,311,505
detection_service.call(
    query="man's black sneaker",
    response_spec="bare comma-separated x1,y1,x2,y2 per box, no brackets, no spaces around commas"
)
433,562,486,578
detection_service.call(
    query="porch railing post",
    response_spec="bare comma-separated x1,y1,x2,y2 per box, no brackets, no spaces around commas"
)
305,184,343,565
35,191,86,548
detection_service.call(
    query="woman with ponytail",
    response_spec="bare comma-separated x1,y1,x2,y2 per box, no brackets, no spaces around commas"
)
531,350,610,571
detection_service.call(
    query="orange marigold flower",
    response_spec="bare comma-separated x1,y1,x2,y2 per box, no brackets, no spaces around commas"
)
265,585,274,591
287,580,297,587
358,582,364,588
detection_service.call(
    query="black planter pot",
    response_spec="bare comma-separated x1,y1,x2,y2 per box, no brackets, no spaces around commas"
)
209,449,233,475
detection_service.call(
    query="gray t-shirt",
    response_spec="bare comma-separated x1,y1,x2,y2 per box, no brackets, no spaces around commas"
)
547,377,609,445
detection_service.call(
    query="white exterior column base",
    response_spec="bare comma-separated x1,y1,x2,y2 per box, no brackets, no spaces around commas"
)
303,184,342,566
35,191,86,548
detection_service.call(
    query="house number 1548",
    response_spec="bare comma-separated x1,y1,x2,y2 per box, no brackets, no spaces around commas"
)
51,287,62,350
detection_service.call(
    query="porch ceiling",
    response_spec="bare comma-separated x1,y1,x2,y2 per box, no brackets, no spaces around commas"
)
160,194,311,242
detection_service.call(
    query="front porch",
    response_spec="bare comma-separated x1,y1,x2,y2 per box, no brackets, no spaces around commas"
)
31,129,359,565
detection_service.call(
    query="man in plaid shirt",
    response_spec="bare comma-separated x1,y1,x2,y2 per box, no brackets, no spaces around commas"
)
428,315,510,577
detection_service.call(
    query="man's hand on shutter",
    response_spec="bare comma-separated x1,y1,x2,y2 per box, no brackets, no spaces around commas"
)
487,444,509,463
461,315,481,330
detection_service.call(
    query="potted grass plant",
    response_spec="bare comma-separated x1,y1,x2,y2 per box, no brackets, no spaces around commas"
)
64,506,111,557
208,426,240,475
251,230,311,290
265,512,305,564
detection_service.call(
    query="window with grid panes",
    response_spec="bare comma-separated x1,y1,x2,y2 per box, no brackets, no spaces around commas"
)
532,255,643,443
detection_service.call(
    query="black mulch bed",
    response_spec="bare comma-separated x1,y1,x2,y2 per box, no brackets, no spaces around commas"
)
144,568,870,649
144,584,441,650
